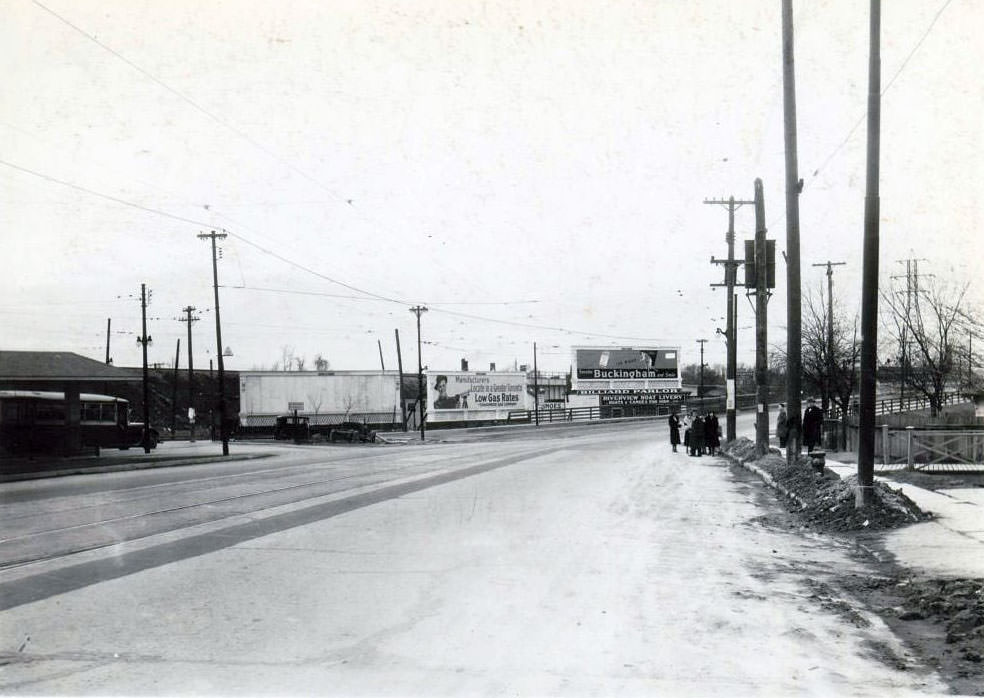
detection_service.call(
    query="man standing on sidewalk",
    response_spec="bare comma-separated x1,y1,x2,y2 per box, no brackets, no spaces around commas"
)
803,399,824,453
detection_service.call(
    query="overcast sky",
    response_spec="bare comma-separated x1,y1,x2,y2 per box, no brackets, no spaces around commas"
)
2,0,981,376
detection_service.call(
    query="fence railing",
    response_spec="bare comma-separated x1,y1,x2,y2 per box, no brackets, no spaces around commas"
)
843,423,984,468
834,390,965,419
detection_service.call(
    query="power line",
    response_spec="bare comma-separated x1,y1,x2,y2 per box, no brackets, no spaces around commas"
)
31,0,355,211
768,0,956,232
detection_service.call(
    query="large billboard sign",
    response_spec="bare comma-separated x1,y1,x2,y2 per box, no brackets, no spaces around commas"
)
572,346,681,394
425,371,528,422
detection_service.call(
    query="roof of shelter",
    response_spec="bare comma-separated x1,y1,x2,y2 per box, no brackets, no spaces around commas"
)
0,351,140,383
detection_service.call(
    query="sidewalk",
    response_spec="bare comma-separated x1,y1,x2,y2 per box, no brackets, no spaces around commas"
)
0,440,273,482
824,456,984,578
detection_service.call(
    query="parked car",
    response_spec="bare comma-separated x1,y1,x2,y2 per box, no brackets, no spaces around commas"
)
273,415,311,441
330,421,377,443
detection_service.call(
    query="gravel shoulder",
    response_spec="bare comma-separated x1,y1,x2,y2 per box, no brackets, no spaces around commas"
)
723,438,984,696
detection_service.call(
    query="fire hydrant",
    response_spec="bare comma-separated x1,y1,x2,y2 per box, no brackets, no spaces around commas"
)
809,450,826,476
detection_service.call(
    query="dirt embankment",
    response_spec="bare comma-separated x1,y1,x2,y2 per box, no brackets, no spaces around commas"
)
724,438,983,695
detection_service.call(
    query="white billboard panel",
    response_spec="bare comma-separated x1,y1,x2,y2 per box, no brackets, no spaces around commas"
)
425,371,528,422
571,346,681,395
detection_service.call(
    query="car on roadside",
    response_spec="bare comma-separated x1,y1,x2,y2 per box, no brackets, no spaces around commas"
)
273,415,311,441
329,421,377,443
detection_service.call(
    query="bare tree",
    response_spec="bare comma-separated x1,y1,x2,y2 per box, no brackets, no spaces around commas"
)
314,354,330,372
881,279,969,416
294,355,306,371
279,345,295,372
771,287,860,449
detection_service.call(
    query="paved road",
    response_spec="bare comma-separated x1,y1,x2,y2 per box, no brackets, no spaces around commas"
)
0,420,945,695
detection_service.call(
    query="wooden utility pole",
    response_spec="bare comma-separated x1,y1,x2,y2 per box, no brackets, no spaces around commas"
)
782,0,804,464
753,179,770,456
137,283,153,454
812,261,846,413
707,195,753,442
857,0,881,508
409,306,428,440
395,329,407,431
172,338,180,437
179,305,199,441
533,341,540,426
198,230,229,455
105,318,112,365
377,339,386,370
696,339,708,401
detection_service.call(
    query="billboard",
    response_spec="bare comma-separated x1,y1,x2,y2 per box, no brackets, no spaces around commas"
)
572,346,681,394
425,371,528,422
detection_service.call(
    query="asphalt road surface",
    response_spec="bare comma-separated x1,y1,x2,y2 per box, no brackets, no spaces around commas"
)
0,420,946,695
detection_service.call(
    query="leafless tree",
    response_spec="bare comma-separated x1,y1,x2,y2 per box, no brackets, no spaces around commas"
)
314,354,330,372
279,345,295,372
881,279,969,417
294,356,306,371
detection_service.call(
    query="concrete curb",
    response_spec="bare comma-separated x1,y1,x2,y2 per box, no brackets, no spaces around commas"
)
726,453,809,510
0,452,274,483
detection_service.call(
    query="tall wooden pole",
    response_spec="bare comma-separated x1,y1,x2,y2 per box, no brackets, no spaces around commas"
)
782,0,803,463
754,179,770,456
138,283,152,454
198,230,229,455
410,306,428,440
395,329,407,431
707,196,753,442
857,0,881,508
172,338,180,437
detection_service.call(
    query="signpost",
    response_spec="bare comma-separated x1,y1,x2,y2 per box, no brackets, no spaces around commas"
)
288,401,304,443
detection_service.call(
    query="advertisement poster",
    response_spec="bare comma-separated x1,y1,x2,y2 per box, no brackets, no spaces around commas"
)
426,371,528,415
572,346,681,394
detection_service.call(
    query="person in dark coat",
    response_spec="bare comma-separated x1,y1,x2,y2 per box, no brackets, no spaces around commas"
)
706,412,721,454
776,404,789,448
668,411,681,452
803,399,824,452
691,414,706,457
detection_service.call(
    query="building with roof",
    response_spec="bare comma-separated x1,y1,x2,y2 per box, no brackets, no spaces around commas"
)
0,351,141,454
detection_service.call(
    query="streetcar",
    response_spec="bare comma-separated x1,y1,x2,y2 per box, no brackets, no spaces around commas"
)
0,390,158,454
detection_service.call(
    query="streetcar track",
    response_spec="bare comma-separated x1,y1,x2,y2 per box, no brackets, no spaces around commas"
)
0,443,561,570
0,444,569,609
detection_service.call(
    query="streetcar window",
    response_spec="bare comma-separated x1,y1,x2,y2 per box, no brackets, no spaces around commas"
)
82,403,102,421
35,402,65,422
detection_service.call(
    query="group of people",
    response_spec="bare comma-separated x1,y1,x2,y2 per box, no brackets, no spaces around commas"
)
775,398,825,452
667,410,721,457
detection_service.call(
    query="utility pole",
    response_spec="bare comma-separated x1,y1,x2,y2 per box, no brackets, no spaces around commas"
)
395,329,407,431
105,318,112,365
892,258,930,407
172,338,180,437
857,0,881,509
137,283,153,454
533,341,540,426
812,261,846,413
377,339,386,370
178,305,200,441
707,195,753,442
198,230,229,456
409,306,428,440
696,339,708,401
782,0,804,464
751,179,772,456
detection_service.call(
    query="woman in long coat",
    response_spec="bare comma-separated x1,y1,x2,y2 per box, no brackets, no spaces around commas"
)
706,412,721,454
668,412,681,452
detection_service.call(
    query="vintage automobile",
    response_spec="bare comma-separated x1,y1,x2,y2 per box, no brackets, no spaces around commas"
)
272,415,311,441
329,421,377,443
